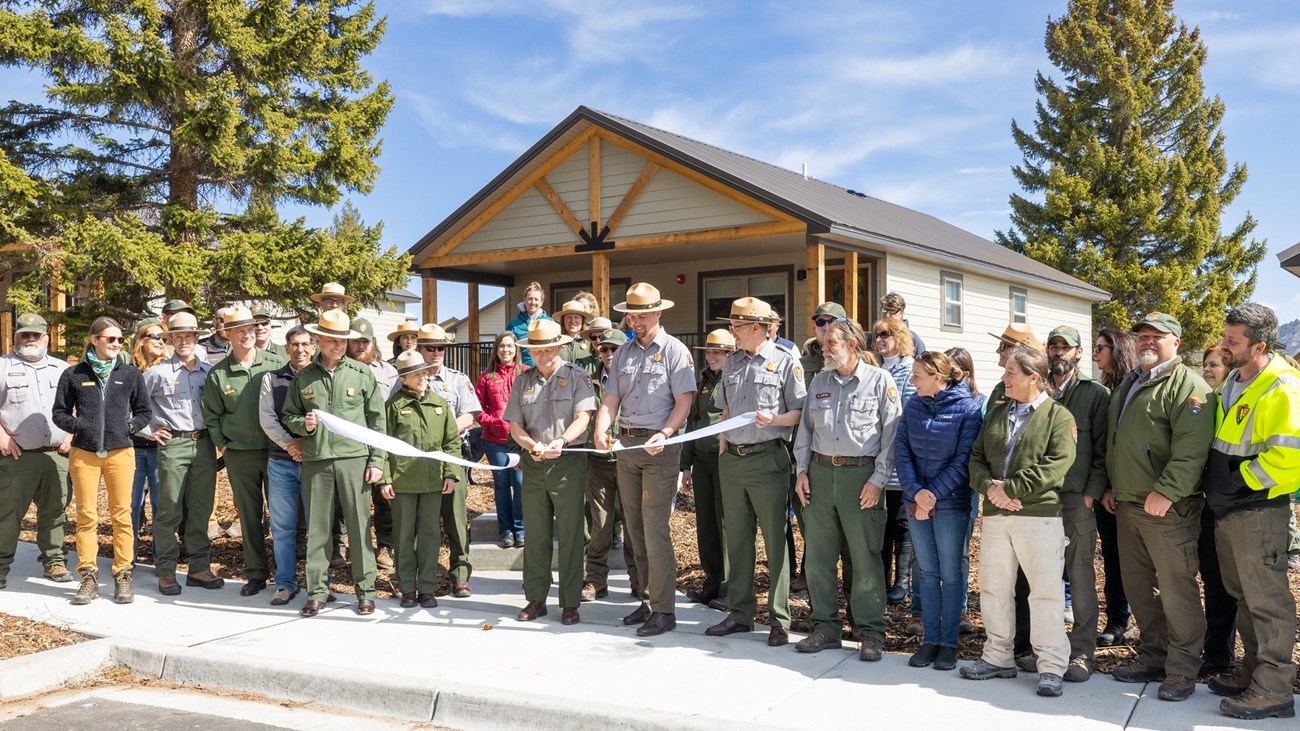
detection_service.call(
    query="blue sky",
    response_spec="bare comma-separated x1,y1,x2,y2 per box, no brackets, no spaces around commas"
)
7,1,1300,324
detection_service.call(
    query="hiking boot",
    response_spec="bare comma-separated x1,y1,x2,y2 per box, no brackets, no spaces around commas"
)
858,636,883,662
329,550,348,570
158,574,181,596
1207,671,1251,698
1037,672,1064,697
1111,662,1164,684
795,631,843,654
113,569,134,604
71,569,99,605
1097,622,1134,647
185,569,225,589
1015,653,1039,673
1157,674,1195,701
43,564,74,583
375,546,394,570
1063,656,1092,683
960,659,1017,680
0,571,7,590
1219,688,1296,720
904,618,923,636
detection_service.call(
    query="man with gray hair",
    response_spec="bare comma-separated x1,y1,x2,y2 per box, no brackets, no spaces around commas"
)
0,314,73,589
1202,303,1299,720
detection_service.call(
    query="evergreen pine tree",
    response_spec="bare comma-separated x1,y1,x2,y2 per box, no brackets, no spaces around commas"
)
995,0,1265,348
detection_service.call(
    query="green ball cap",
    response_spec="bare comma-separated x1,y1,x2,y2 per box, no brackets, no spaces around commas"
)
812,302,847,320
350,317,375,339
15,312,48,335
1047,325,1081,347
1131,312,1182,338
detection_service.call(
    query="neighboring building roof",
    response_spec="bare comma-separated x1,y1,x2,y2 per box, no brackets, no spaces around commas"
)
441,295,506,332
383,286,420,304
1279,241,1300,280
410,105,1108,300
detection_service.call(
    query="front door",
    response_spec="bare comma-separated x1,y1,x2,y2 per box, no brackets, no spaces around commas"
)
824,260,877,328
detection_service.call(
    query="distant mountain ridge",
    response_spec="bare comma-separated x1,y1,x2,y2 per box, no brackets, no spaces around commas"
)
1280,319,1299,355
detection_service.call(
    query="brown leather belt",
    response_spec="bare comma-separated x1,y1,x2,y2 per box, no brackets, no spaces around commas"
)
725,439,781,457
31,446,61,453
170,429,210,440
812,452,875,467
619,427,659,438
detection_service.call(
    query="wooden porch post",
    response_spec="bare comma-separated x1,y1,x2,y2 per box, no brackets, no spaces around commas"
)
806,241,824,337
592,251,610,316
49,266,66,353
844,250,859,325
422,277,438,324
467,282,480,376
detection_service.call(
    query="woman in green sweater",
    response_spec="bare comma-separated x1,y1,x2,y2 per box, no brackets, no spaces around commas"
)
961,346,1076,698
379,351,462,609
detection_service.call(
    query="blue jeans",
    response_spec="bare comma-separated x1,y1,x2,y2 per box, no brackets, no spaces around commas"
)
131,446,160,562
484,440,524,538
962,489,980,613
909,507,970,647
267,457,303,591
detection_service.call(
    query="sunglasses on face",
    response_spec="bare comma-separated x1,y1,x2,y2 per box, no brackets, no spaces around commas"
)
880,307,900,315
143,333,164,341
873,331,893,339
813,317,835,327
598,346,619,354
420,345,445,353
1093,343,1111,353
98,336,124,344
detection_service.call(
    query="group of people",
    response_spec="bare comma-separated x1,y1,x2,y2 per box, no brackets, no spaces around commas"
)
0,279,1296,720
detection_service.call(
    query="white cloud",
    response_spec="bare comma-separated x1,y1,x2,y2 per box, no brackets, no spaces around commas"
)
837,44,1022,86
403,91,531,152
956,166,1006,175
1200,25,1300,88
1189,10,1240,23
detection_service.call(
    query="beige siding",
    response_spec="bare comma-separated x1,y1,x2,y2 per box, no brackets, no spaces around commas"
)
885,256,1095,393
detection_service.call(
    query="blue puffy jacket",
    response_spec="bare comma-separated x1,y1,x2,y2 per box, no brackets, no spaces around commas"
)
895,380,984,510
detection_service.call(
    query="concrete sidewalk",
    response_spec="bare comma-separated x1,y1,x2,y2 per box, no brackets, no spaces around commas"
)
0,542,1290,730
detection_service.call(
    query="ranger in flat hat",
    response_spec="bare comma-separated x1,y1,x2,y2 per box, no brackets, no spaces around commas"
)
201,304,287,596
707,297,807,646
555,299,594,364
592,282,696,637
386,321,421,364
414,321,482,598
378,351,461,609
282,309,387,617
0,313,74,588
580,327,637,602
504,319,597,625
143,311,222,596
311,282,356,308
680,329,736,607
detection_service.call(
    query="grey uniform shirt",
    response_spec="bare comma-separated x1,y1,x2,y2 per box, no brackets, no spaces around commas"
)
365,358,400,398
603,327,696,429
503,361,598,444
0,353,70,449
429,366,482,422
714,339,807,445
142,355,211,433
793,360,902,486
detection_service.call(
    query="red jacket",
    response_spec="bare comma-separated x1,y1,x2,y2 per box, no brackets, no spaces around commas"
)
475,362,524,444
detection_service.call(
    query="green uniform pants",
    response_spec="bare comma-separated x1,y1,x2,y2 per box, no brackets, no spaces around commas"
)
304,456,376,600
1215,505,1297,701
521,452,586,607
720,445,792,628
0,450,69,574
584,455,636,586
691,450,727,599
804,460,886,640
440,479,471,583
392,491,441,595
1062,492,1099,659
225,448,270,581
154,435,217,575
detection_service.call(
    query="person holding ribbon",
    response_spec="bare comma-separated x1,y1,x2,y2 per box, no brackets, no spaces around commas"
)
504,319,597,626
379,351,461,610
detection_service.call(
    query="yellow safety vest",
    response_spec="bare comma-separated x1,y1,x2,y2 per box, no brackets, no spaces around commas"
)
1212,355,1300,498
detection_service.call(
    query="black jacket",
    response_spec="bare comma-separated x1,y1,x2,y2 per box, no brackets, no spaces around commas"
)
52,359,152,453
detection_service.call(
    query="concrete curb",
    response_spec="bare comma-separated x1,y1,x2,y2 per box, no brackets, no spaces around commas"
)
3,637,776,730
0,637,114,700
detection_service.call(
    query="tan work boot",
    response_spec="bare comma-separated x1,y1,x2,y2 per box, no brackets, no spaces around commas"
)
113,569,134,604
71,568,99,605
158,573,181,596
375,546,394,570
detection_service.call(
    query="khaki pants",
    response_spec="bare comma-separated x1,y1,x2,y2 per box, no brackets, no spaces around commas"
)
0,450,69,575
1215,505,1297,700
978,515,1070,675
70,447,135,575
1116,498,1206,678
616,436,680,614
584,455,636,586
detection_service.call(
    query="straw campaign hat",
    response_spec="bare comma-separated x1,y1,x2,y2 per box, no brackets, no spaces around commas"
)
517,319,572,348
304,310,362,340
612,282,674,313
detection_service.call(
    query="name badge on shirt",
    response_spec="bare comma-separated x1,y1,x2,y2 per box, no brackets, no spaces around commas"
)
81,381,95,387
400,409,413,415
224,387,235,395
816,392,830,399
7,371,23,377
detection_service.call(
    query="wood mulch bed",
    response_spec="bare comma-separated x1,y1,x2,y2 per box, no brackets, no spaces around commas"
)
0,613,90,661
13,464,1300,692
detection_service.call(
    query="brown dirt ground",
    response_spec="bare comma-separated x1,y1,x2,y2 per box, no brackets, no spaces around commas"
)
13,466,1300,692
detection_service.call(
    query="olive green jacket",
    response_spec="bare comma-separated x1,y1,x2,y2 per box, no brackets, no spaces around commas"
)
201,347,287,451
282,354,386,470
1050,371,1110,499
1106,362,1214,503
970,397,1077,518
384,387,462,493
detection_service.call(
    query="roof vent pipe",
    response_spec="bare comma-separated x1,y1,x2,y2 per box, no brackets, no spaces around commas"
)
802,163,808,180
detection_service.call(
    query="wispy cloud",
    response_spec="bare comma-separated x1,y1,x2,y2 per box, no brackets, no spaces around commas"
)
404,91,531,152
956,166,1006,175
1200,25,1300,88
837,44,1022,86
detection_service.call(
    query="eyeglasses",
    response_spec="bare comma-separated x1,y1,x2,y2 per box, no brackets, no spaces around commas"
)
728,322,760,332
1092,343,1112,353
97,336,124,344
880,307,901,315
420,345,445,353
598,346,619,354
318,297,345,306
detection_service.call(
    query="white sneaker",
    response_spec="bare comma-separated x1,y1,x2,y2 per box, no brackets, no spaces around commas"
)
225,522,243,539
207,522,223,541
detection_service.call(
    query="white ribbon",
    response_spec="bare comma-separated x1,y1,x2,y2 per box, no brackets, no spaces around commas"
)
564,411,758,453
312,409,520,471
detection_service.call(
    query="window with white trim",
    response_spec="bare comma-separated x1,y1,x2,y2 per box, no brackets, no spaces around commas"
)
1010,286,1028,325
941,271,963,332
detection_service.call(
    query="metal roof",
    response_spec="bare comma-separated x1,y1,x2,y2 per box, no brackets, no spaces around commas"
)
409,106,1109,300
